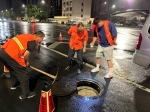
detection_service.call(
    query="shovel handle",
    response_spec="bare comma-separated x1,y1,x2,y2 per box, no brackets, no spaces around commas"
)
30,66,56,79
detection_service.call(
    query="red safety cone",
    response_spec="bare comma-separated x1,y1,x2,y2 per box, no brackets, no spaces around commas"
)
59,32,62,42
39,82,55,112
4,66,9,72
1,66,10,78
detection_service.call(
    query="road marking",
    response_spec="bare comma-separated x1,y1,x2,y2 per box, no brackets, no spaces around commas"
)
49,48,68,57
113,59,129,79
48,42,61,49
44,42,150,93
113,71,150,93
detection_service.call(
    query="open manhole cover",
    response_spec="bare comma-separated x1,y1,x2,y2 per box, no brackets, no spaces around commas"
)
76,79,104,98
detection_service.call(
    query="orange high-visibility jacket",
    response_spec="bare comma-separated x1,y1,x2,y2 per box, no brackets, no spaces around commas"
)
5,38,9,42
68,25,88,50
2,34,36,67
95,20,114,46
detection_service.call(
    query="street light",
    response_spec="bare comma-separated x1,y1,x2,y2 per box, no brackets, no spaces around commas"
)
1,11,3,12
41,0,45,4
104,2,107,4
112,5,116,8
5,9,7,12
22,4,25,8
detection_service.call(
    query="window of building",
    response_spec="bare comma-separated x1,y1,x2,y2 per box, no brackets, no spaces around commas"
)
64,8,66,11
81,3,84,6
81,14,83,17
67,1,68,5
70,7,72,11
70,1,72,5
63,14,65,16
70,14,72,16
148,27,150,34
81,9,83,12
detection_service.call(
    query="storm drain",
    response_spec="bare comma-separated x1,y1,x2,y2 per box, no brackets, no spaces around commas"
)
76,80,102,97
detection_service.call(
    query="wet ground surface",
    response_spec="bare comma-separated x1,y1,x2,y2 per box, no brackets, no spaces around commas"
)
0,21,150,112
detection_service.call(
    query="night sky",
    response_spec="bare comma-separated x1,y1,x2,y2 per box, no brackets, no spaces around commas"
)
0,0,21,11
0,0,150,12
0,0,7,10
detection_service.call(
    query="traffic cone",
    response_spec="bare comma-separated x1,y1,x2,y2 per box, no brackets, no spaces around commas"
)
4,66,9,72
1,66,10,78
59,32,62,42
39,82,55,112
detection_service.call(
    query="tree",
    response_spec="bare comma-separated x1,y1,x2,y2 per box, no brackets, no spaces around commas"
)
25,5,40,18
25,5,49,21
13,6,24,18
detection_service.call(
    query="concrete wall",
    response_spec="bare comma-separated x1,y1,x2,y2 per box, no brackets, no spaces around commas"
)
82,0,92,18
62,0,91,18
72,0,92,18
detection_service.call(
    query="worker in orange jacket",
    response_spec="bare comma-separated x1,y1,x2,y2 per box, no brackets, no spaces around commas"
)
65,22,88,73
0,31,45,100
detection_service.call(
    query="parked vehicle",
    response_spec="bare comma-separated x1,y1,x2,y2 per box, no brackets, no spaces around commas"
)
115,22,123,26
0,18,6,22
66,21,74,25
66,21,77,28
31,18,39,23
48,19,57,23
112,9,150,68
138,23,144,27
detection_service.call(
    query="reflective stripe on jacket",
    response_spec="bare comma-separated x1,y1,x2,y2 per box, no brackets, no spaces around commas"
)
2,34,35,67
95,20,114,46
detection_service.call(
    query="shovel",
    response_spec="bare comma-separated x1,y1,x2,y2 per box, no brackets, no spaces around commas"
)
29,65,58,84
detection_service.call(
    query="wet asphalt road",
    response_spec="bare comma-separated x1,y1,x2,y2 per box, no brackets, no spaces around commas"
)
0,21,150,112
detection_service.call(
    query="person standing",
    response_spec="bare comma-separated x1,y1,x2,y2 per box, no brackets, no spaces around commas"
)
0,31,45,99
90,16,117,78
65,22,88,73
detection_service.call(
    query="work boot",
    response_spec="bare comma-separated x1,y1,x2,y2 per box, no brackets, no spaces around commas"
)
19,92,36,100
10,82,20,90
65,61,72,71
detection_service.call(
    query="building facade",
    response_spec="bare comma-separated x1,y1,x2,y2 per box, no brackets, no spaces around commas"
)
62,0,92,18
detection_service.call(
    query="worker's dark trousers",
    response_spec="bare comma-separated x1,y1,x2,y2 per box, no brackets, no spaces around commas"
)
68,48,83,67
0,49,30,97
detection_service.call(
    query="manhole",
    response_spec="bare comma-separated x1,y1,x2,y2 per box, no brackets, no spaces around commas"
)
76,79,104,97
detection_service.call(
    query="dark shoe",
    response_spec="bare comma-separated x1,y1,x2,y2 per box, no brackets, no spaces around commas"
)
10,82,20,90
65,60,73,71
19,92,36,100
